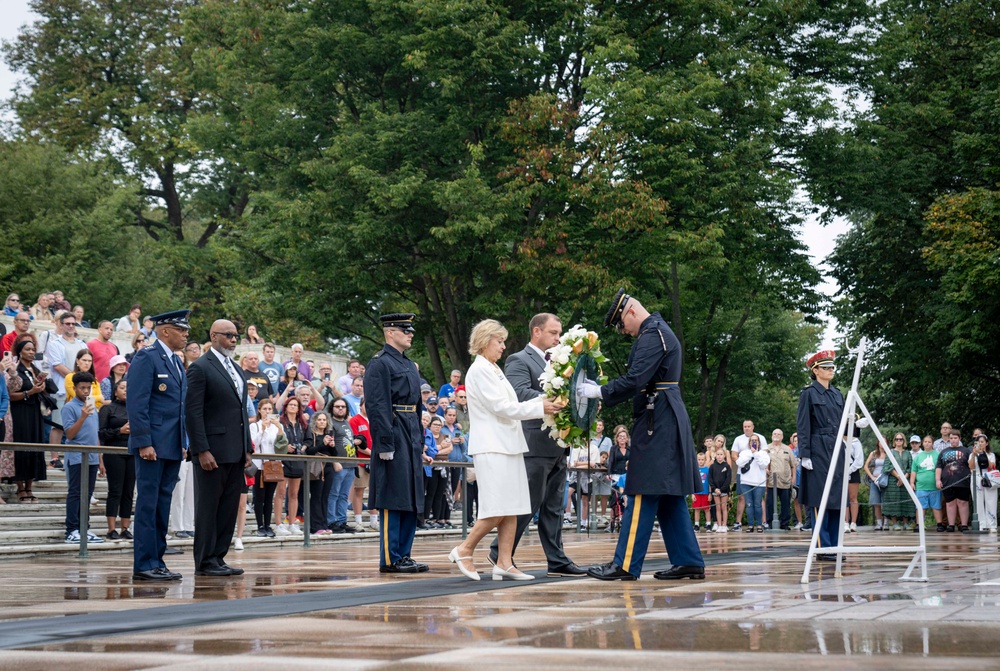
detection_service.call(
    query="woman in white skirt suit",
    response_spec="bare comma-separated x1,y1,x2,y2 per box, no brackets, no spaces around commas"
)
448,319,563,581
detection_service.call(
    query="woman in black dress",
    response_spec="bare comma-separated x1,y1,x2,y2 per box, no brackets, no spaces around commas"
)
99,379,134,539
8,337,48,502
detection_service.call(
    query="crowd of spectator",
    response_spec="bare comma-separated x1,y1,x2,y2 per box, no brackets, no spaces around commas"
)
672,420,997,535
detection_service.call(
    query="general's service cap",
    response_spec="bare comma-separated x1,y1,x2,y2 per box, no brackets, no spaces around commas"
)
151,309,191,330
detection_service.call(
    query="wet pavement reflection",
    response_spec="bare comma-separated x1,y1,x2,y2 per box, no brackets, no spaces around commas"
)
2,529,1000,668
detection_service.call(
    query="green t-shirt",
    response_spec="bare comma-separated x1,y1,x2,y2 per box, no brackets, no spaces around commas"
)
912,450,940,491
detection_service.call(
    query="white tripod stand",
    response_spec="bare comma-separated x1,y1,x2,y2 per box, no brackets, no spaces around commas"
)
800,337,928,583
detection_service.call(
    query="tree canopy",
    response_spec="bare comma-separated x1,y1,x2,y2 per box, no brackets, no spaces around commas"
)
10,0,958,436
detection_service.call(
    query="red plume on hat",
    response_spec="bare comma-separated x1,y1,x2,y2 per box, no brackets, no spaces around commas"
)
807,350,836,369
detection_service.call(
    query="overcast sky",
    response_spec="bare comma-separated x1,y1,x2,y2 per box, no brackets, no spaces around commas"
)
0,1,848,347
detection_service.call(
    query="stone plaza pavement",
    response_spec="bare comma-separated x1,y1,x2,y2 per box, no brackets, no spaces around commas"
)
1,528,999,670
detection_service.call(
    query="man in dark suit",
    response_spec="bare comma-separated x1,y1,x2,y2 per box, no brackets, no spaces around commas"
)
128,310,191,581
489,313,587,577
185,319,253,577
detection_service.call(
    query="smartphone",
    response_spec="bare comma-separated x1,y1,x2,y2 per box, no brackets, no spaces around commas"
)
86,396,96,411
323,373,331,381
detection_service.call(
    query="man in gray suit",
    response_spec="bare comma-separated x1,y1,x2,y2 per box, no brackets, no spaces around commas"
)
489,313,587,576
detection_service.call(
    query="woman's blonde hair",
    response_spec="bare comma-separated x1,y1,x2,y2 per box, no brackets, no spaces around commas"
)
468,319,508,356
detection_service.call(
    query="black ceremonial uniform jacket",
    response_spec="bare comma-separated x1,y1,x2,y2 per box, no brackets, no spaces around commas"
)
602,312,701,496
365,343,425,512
796,380,847,509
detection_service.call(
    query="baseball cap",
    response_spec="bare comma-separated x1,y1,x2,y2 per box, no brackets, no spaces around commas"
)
910,435,921,443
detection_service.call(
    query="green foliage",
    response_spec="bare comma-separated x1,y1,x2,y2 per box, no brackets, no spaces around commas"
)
3,0,840,433
0,139,181,320
804,0,1000,433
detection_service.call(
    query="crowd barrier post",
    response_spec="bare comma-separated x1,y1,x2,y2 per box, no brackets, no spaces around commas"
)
79,450,89,559
303,463,311,548
460,476,468,540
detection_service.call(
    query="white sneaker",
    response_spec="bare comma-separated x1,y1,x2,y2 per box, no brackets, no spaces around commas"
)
850,522,858,532
369,520,380,532
85,531,104,543
274,523,291,536
793,522,803,530
289,524,302,535
711,523,718,532
65,530,81,544
90,495,98,506
874,519,882,531
234,537,244,551
719,526,728,533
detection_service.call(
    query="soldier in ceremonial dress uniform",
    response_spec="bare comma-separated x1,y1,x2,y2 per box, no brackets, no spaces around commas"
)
127,310,191,581
796,350,847,558
366,313,430,574
581,290,706,580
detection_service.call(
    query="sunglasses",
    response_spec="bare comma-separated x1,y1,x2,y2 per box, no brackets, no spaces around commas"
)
212,331,239,339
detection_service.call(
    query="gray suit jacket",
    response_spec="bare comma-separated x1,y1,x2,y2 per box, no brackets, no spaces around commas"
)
504,346,563,458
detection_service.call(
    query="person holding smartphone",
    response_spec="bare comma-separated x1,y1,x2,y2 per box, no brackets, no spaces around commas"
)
8,337,48,502
62,373,104,544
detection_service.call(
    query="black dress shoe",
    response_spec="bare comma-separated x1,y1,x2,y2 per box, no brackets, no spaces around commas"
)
121,529,133,540
653,565,705,580
154,567,183,580
164,546,183,555
195,566,233,576
219,564,244,576
399,556,429,572
587,562,637,581
547,563,588,577
133,569,173,581
380,558,423,574
816,553,837,562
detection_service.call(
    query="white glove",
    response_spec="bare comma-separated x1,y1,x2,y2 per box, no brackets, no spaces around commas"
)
856,417,870,429
801,458,813,470
379,451,394,461
578,380,602,400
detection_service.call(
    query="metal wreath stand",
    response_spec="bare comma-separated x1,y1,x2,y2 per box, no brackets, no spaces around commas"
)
800,336,928,583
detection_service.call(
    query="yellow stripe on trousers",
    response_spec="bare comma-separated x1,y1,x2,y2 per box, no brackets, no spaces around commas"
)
622,494,643,573
382,510,389,562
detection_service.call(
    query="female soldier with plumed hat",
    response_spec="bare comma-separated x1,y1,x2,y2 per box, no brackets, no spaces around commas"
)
797,350,847,557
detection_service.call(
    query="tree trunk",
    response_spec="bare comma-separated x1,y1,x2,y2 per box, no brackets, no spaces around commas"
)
413,283,446,385
707,302,754,434
154,164,184,242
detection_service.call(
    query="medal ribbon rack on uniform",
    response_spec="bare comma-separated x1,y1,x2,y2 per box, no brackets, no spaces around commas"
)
800,336,928,583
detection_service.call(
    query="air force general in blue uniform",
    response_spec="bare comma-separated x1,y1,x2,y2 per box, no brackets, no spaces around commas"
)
366,313,429,574
127,310,191,581
581,290,706,581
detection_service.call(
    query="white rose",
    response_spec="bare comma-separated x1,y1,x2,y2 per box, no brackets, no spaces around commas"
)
550,429,561,441
541,414,556,428
557,439,567,448
551,377,564,389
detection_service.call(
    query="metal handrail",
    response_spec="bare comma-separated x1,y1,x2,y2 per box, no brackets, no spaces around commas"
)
2,441,613,556
0,442,478,555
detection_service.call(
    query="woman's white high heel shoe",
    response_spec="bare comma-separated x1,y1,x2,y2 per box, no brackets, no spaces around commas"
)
448,547,480,581
492,564,535,581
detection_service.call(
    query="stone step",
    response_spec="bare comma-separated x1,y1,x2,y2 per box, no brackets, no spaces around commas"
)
0,513,109,531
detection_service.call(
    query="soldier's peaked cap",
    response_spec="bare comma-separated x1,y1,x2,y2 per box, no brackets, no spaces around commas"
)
380,313,415,333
